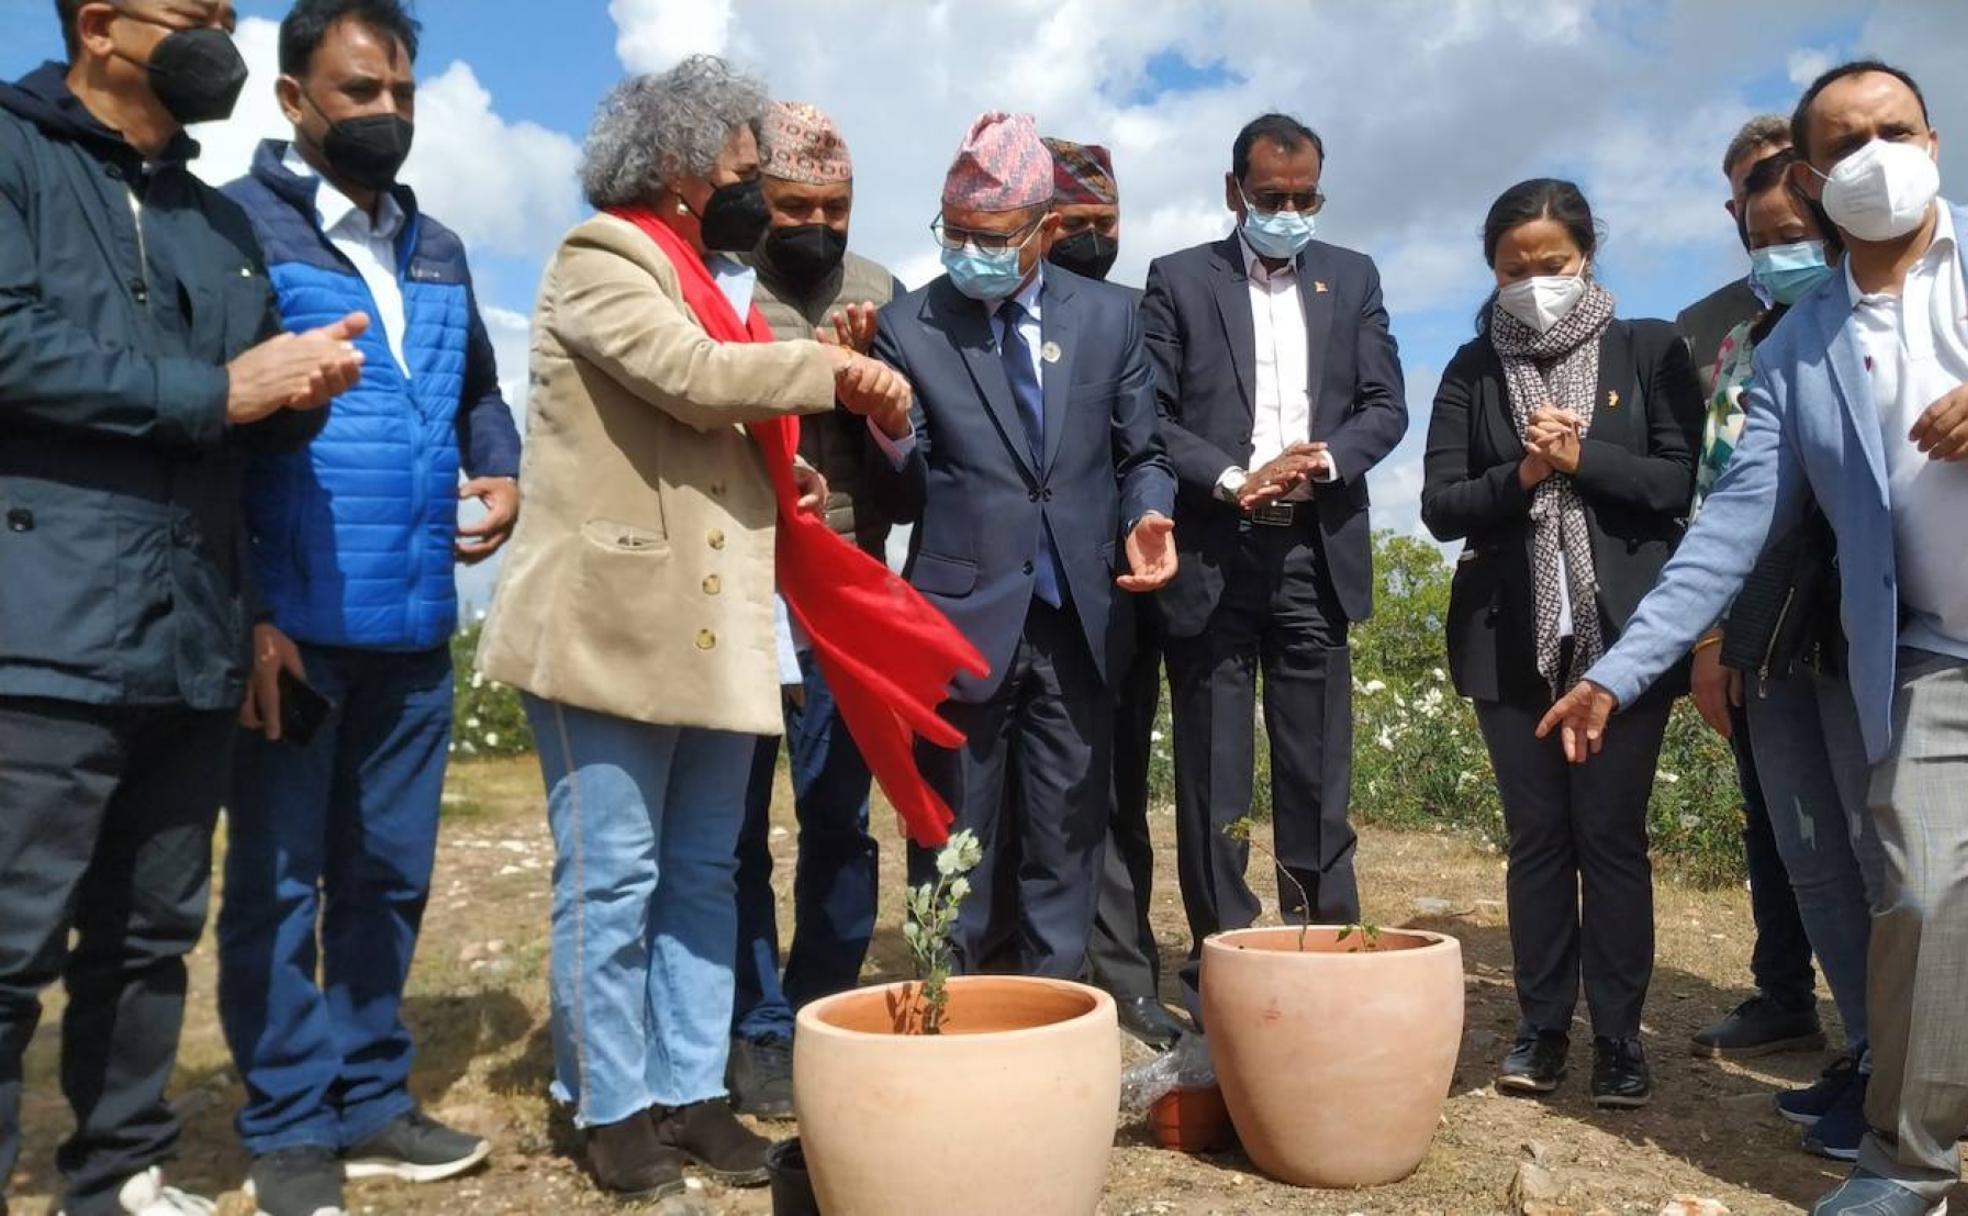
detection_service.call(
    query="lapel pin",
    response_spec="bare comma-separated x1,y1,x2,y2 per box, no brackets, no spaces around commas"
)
1314,281,1329,293
1607,389,1620,410
1041,340,1062,364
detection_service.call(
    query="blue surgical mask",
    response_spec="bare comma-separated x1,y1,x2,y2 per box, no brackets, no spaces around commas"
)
1749,239,1833,307
1239,187,1316,260
943,242,1030,302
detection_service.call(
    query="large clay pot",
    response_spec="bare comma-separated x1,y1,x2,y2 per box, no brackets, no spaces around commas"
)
794,976,1119,1216
1202,926,1463,1188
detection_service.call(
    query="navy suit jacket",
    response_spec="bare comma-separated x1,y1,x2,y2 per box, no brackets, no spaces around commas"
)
872,267,1176,703
1140,235,1407,635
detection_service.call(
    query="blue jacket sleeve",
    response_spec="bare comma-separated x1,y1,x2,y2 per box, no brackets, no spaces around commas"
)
1585,362,1809,708
1113,301,1176,530
456,278,523,480
869,309,926,524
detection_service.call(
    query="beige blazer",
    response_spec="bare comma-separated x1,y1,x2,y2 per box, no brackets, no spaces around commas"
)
477,213,836,736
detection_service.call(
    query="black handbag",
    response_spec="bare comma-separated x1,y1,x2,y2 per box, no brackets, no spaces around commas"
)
1721,507,1843,682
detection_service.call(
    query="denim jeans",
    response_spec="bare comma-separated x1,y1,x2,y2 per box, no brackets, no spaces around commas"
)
524,696,754,1126
1744,667,1886,1054
218,645,453,1155
731,650,878,1042
1731,701,1818,1010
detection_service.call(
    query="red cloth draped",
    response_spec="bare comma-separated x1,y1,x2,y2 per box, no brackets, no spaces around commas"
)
607,207,986,846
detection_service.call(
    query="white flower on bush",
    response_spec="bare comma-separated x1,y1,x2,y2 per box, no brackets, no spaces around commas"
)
1360,678,1387,696
1679,814,1700,831
1417,687,1446,719
484,733,500,749
1657,769,1681,785
466,716,482,730
1376,727,1396,752
470,672,485,690
1431,667,1447,682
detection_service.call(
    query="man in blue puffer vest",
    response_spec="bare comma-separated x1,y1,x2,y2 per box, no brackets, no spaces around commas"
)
216,3,521,1213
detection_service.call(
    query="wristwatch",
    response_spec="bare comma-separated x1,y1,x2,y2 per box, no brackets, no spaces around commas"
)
1214,467,1249,505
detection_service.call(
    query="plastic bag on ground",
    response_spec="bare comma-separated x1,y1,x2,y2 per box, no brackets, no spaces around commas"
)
1119,1032,1216,1117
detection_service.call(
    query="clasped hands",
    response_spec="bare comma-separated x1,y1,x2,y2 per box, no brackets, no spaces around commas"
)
1237,441,1332,510
1518,406,1583,489
816,303,913,439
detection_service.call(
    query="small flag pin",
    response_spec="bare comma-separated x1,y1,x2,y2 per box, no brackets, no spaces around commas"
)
1041,341,1062,364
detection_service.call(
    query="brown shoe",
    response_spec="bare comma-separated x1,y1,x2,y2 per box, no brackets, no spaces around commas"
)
585,1114,685,1199
651,1100,772,1186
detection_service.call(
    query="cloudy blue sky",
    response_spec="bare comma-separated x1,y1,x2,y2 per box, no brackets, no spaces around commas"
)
5,0,1964,604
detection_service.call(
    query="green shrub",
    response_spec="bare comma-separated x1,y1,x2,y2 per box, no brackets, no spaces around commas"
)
449,621,534,760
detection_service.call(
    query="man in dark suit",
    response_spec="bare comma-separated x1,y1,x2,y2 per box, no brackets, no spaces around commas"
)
1141,113,1406,1013
870,112,1177,979
1036,136,1185,1048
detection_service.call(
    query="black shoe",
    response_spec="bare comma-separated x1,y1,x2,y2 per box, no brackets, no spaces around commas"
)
1115,997,1186,1052
248,1147,346,1216
728,1034,794,1118
1778,1054,1862,1127
1496,1033,1568,1094
1591,1037,1653,1109
343,1110,491,1183
585,1114,686,1200
653,1100,773,1187
1690,995,1826,1059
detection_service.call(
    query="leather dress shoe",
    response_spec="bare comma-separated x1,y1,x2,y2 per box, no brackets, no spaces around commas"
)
1115,996,1187,1051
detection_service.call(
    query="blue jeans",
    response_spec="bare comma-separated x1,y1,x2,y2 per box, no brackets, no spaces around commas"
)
524,697,754,1126
732,651,877,1042
218,645,452,1154
1745,667,1886,1054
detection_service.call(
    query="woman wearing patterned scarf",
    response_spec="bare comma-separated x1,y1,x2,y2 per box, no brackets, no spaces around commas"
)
1421,179,1703,1110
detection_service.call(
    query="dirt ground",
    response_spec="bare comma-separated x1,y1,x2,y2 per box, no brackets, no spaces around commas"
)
12,756,1965,1215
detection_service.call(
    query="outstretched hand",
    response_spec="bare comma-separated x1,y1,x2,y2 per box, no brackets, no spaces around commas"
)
1535,679,1618,764
1116,513,1177,592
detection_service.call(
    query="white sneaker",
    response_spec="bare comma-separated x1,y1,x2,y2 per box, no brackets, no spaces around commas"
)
112,1167,217,1215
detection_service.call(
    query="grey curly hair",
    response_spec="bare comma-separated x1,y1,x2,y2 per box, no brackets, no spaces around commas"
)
580,54,768,210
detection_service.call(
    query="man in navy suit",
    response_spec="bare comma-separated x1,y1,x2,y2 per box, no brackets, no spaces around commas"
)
1141,113,1407,1013
870,112,1177,979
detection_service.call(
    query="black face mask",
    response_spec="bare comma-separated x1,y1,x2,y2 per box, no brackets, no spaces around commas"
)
1048,230,1119,281
129,23,250,126
696,178,769,253
764,223,848,291
305,93,415,192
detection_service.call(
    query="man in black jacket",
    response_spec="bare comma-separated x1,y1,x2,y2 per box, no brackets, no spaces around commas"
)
0,4,364,1212
1141,113,1406,1016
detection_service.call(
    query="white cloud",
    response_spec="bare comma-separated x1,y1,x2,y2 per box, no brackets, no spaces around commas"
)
186,20,580,264
1788,46,1838,88
612,0,735,74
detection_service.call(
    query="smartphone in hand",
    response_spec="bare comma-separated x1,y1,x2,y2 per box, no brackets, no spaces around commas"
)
277,667,333,747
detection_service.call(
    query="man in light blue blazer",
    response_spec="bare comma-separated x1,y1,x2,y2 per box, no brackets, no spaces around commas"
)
1541,61,1968,1216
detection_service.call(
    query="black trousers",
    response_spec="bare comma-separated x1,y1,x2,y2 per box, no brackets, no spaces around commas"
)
1166,519,1357,1012
1475,689,1673,1042
0,698,234,1216
912,599,1111,979
1085,623,1164,1001
1731,702,1818,1010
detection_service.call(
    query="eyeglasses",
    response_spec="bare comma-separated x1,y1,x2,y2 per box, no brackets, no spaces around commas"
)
930,213,1046,253
1240,185,1326,216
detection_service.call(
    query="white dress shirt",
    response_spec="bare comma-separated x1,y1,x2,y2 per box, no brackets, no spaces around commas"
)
1847,201,1968,659
1217,235,1339,500
283,145,408,374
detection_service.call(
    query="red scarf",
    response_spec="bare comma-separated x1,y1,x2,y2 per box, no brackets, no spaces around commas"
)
608,207,986,846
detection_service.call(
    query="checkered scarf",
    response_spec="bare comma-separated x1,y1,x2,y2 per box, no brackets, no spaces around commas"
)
1489,280,1616,696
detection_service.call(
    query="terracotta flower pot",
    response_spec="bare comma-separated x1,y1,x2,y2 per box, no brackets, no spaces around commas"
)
1202,926,1463,1188
794,976,1119,1216
1149,1083,1234,1153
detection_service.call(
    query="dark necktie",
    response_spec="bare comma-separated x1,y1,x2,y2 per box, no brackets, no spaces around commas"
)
998,300,1063,608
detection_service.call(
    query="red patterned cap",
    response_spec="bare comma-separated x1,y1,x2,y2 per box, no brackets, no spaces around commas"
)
1042,137,1117,205
761,100,852,185
942,111,1053,213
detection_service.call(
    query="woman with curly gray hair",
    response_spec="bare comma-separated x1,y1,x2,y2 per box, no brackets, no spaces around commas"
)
478,54,912,1200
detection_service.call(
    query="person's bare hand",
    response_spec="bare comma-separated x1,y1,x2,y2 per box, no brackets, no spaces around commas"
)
1518,452,1555,490
822,302,880,354
1910,384,1968,461
1690,642,1743,738
1527,407,1582,475
1536,679,1619,764
239,623,307,742
1237,442,1328,509
456,477,521,565
793,464,830,516
1116,513,1178,592
837,354,913,437
227,312,370,424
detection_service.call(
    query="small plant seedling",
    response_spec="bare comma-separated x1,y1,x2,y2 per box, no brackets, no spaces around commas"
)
901,829,983,1034
1224,816,1314,952
1335,921,1385,953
